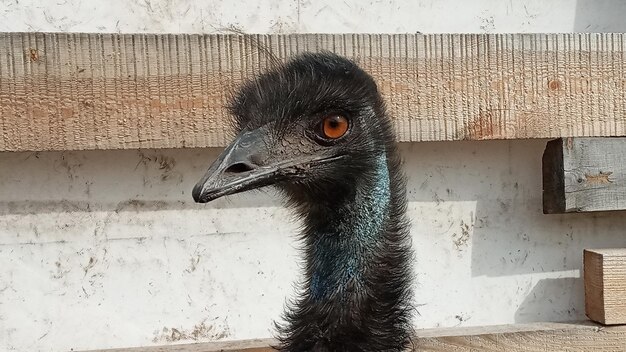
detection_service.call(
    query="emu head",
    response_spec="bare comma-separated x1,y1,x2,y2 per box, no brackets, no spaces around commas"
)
192,52,394,206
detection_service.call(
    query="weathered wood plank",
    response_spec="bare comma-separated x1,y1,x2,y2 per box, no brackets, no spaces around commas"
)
543,137,626,213
78,322,626,351
1,33,626,151
78,338,277,352
585,248,626,325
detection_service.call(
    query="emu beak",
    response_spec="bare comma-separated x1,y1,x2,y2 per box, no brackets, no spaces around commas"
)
192,128,281,203
192,128,346,204
192,127,346,203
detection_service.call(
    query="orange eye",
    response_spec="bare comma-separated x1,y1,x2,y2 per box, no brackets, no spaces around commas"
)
322,115,349,139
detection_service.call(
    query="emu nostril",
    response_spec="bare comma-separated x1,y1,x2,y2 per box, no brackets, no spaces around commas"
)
225,162,256,174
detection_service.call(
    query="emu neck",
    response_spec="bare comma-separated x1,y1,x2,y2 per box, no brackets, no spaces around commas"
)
307,154,391,300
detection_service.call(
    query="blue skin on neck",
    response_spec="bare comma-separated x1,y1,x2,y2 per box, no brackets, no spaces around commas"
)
309,153,391,300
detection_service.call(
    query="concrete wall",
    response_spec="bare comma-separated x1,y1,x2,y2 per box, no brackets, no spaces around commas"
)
1,1,626,351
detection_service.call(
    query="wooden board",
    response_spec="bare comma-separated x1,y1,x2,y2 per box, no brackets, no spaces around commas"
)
79,322,626,352
585,248,626,325
543,137,626,213
1,33,626,152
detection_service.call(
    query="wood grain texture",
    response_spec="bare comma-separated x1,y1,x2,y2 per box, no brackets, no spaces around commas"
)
79,322,626,352
1,33,626,151
585,248,626,325
542,137,626,213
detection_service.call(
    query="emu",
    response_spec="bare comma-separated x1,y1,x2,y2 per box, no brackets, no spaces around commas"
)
192,52,414,352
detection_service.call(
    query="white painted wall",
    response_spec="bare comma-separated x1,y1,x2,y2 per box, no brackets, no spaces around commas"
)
1,1,626,351
2,0,626,33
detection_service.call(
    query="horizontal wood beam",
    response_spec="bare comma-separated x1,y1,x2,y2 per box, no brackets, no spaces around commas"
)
78,322,626,352
1,33,626,152
585,248,626,325
542,137,626,213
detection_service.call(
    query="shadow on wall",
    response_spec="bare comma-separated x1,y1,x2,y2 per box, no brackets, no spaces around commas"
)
2,139,626,325
514,277,583,323
402,139,626,323
403,139,626,270
574,0,626,32
0,147,284,216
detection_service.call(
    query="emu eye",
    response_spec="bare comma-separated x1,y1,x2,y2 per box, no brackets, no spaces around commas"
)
321,115,349,139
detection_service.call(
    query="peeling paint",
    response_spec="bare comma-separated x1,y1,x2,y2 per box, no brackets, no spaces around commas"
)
452,220,471,251
152,319,230,343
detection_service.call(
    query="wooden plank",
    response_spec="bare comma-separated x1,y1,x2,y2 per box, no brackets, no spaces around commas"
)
542,137,626,213
585,248,626,325
79,322,626,352
1,33,626,151
78,338,277,352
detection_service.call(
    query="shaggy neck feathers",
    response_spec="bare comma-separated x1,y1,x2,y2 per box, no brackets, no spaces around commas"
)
309,153,390,300
277,149,413,352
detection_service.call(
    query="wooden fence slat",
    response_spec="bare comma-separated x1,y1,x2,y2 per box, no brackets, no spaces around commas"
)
542,137,626,213
585,248,626,325
1,33,626,152
77,322,626,352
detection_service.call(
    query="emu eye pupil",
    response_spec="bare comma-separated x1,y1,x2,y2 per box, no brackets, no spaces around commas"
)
321,115,349,139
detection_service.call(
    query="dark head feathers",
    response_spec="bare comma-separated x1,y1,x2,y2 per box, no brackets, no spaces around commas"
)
229,52,387,140
225,52,399,206
194,51,414,352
